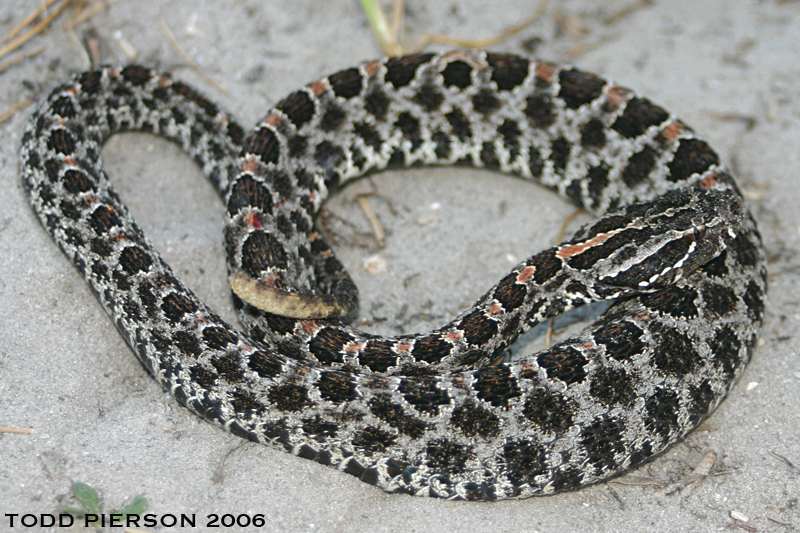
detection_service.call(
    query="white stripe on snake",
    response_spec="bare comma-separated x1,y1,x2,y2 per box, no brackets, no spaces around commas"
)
20,50,766,500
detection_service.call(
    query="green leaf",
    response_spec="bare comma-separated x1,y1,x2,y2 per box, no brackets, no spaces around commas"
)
71,482,102,514
115,495,148,517
359,0,392,52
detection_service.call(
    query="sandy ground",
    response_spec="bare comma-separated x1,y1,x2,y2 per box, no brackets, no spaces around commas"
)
1,0,799,531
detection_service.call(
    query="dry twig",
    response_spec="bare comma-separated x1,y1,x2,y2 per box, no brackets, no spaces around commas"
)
0,99,35,124
4,0,63,42
361,0,549,56
0,0,74,62
0,425,33,434
68,0,126,28
159,20,227,95
0,46,44,75
603,0,653,25
423,0,549,51
356,195,387,248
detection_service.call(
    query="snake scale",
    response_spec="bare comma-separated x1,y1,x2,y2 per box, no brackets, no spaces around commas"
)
21,50,766,500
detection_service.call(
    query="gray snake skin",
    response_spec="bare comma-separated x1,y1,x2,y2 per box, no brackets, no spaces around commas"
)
20,50,766,500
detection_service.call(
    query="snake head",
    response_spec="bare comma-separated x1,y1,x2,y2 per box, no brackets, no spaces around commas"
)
560,186,744,294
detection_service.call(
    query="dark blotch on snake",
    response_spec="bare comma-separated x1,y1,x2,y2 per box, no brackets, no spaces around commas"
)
384,53,435,88
441,60,473,89
667,139,719,183
537,346,588,385
612,97,669,138
328,67,363,99
240,230,289,275
487,53,530,91
558,68,606,109
276,90,316,130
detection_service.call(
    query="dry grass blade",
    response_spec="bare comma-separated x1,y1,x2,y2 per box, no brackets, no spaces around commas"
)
663,450,720,496
389,0,405,50
159,20,228,95
3,0,63,42
423,0,549,50
603,0,653,25
555,208,586,243
0,99,35,124
356,195,386,248
0,0,73,63
361,0,548,56
0,425,33,434
769,450,796,469
360,0,402,56
0,46,45,75
68,0,126,29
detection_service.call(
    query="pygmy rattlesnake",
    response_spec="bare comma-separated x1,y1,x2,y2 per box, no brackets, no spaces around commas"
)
20,50,766,500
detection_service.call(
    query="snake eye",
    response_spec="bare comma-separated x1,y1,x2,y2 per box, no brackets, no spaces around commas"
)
692,225,706,239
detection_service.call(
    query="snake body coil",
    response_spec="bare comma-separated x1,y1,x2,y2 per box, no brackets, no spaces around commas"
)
21,51,766,500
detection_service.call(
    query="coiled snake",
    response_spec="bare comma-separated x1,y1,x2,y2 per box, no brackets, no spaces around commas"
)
20,50,766,500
